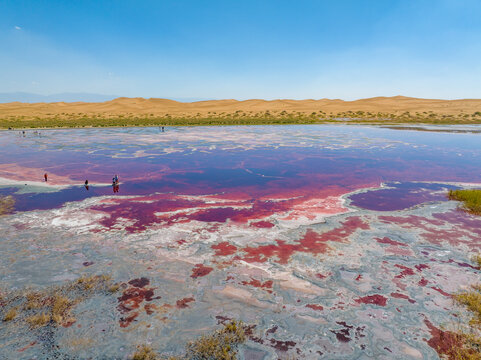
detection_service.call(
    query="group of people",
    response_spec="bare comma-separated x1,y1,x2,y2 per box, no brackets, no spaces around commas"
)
42,173,120,193
19,130,41,137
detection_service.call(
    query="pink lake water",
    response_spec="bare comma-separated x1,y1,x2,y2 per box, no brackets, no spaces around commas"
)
0,125,480,359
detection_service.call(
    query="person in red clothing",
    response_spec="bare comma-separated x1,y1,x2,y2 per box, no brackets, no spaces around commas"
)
44,173,48,182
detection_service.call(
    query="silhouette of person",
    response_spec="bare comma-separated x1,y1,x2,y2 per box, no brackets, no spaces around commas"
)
85,179,89,191
44,173,48,182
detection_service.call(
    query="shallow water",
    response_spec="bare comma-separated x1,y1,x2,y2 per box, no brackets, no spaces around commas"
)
0,125,480,359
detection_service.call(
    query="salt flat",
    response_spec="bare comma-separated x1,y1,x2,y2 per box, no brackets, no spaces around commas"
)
0,125,480,359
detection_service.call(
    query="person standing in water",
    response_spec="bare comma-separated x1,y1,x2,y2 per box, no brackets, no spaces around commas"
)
44,173,48,182
113,175,120,193
85,180,89,190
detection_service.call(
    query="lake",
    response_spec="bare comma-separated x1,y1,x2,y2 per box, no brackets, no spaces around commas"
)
1,125,480,359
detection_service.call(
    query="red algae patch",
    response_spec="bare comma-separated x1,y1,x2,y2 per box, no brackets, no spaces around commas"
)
269,339,297,352
424,319,464,358
239,217,369,264
355,294,388,306
119,312,139,328
418,278,429,286
17,341,37,353
241,278,273,293
379,212,481,249
251,220,275,228
306,304,324,311
128,277,150,288
211,242,237,256
176,297,195,309
87,186,354,234
375,237,407,247
390,292,416,304
415,264,429,272
394,264,415,279
117,278,160,328
433,209,481,237
191,264,213,278
330,322,354,343
430,287,452,297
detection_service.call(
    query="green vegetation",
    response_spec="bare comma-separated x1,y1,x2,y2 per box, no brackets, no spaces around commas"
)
185,320,246,360
445,195,481,359
449,189,481,215
473,255,481,268
0,274,119,330
131,320,247,360
449,283,481,359
0,196,15,215
2,307,17,322
456,285,481,326
132,345,159,360
1,109,481,129
2,276,246,359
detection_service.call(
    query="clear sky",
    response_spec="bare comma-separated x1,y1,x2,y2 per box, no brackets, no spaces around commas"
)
1,0,480,100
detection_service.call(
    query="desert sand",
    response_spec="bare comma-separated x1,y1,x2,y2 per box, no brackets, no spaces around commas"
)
1,96,481,118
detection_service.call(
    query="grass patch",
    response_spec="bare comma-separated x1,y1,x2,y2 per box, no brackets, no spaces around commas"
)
447,253,481,359
2,307,17,322
448,189,481,215
0,274,122,358
132,345,159,360
473,255,481,268
25,291,44,310
27,312,51,328
51,294,74,325
1,274,119,330
456,285,481,326
74,274,113,292
448,333,481,360
186,320,246,360
0,196,15,215
131,320,247,360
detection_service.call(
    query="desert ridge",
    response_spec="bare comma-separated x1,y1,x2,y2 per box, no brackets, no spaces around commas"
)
1,95,481,118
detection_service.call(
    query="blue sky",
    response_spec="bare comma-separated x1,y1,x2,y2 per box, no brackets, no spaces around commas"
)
1,0,480,100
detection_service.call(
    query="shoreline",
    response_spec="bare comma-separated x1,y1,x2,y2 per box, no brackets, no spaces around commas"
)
2,120,481,132
0,176,112,189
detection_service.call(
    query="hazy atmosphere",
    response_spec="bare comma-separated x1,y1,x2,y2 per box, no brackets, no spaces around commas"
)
1,0,481,101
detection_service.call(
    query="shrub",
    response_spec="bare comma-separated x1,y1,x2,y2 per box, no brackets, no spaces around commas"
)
448,189,481,215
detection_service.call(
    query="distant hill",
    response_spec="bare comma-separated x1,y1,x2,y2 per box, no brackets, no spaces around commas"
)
0,96,480,118
0,92,118,103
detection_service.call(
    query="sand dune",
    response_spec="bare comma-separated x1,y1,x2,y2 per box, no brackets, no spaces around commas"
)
1,96,480,118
